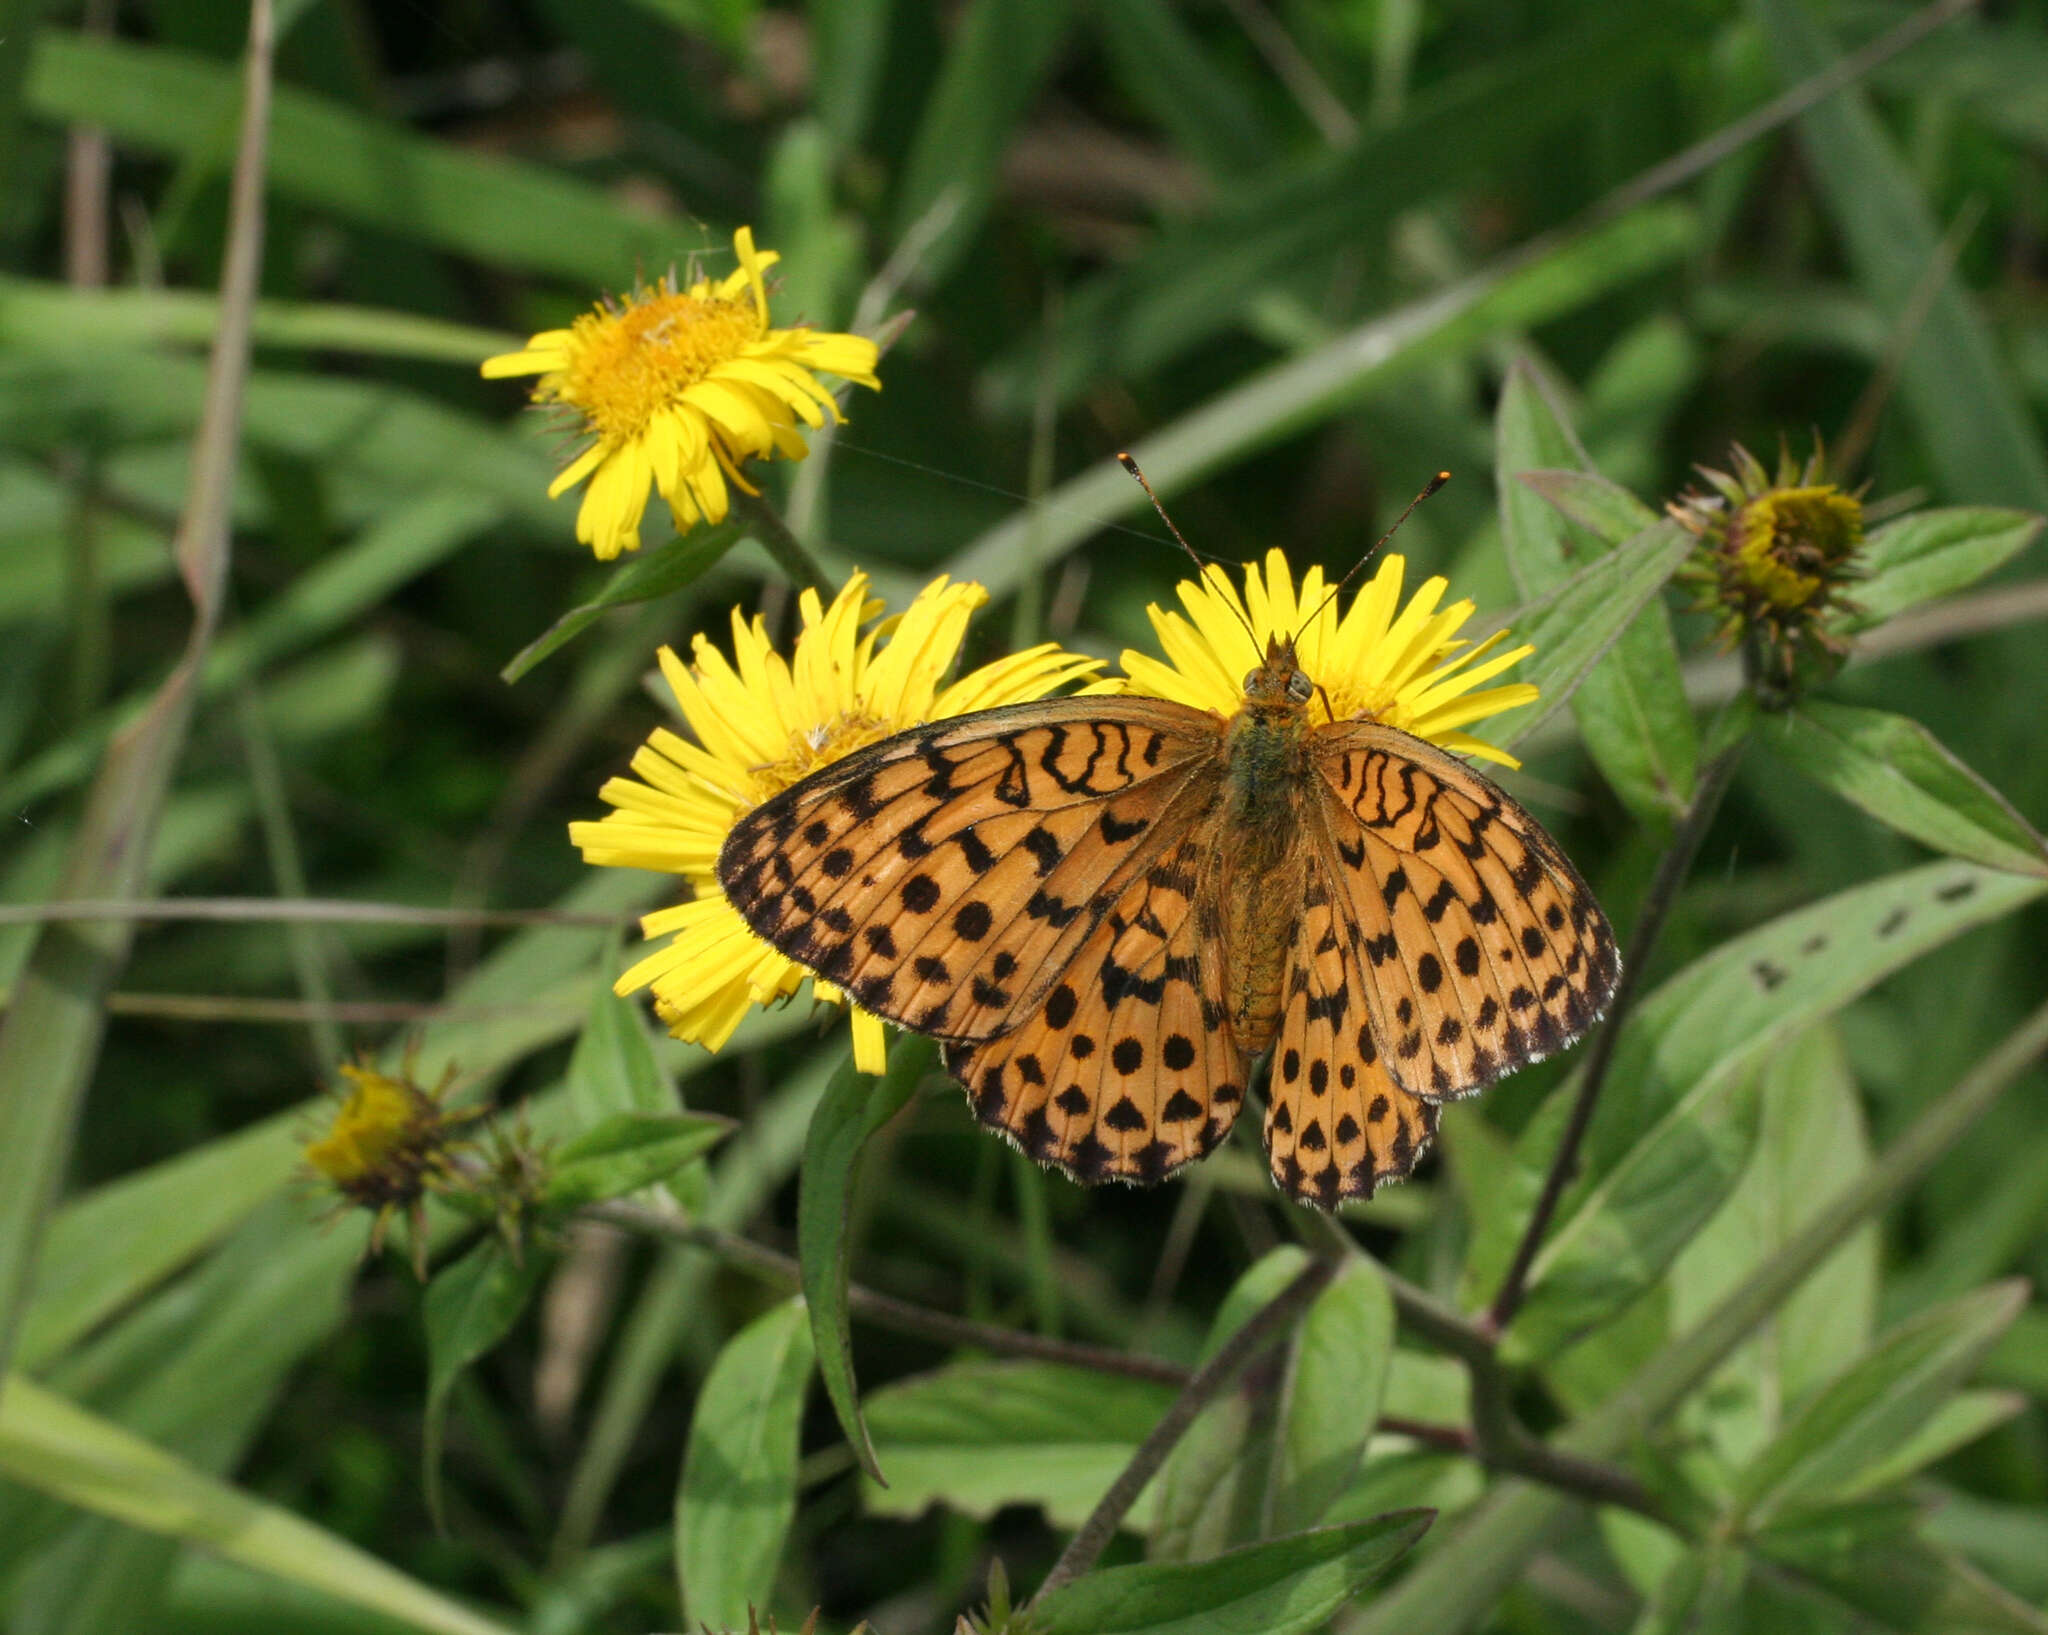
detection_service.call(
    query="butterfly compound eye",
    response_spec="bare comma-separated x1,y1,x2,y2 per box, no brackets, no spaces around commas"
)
1243,667,1261,692
1286,670,1314,703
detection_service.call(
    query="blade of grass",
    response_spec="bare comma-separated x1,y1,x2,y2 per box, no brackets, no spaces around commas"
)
0,0,273,1374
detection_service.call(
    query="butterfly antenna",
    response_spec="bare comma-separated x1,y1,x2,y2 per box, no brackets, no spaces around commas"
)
1295,469,1451,640
1118,452,1265,656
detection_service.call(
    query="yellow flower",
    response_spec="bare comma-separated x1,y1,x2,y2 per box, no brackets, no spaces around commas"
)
1105,548,1539,766
482,226,881,560
572,574,1100,1073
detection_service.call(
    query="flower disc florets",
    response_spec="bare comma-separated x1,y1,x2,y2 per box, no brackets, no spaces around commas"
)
1671,442,1866,690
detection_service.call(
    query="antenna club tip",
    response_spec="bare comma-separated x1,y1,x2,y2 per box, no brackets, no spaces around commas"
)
1116,451,1139,471
1427,469,1452,493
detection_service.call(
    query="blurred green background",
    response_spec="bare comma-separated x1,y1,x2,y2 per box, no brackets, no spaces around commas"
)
4,0,2048,1631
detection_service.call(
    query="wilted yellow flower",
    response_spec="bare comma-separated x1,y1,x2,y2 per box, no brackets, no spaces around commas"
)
572,574,1099,1073
305,1061,477,1274
1103,547,1539,765
483,226,880,559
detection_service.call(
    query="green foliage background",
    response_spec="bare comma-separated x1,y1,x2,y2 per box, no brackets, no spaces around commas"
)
3,1,2048,1631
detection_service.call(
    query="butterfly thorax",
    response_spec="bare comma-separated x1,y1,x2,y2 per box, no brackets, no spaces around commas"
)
1219,636,1319,1047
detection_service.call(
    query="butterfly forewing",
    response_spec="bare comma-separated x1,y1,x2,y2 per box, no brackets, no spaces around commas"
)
1265,867,1440,1207
1309,724,1620,1099
718,697,1221,1042
945,826,1250,1185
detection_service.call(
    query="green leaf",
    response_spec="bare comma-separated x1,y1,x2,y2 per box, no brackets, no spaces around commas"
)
1770,701,2048,878
501,523,745,683
890,0,1074,283
675,1297,814,1632
1843,508,2043,632
1757,1512,2048,1635
861,1360,1174,1530
798,1037,932,1484
1494,363,1697,817
1499,863,2047,1363
1517,466,1661,546
422,1238,547,1529
1029,1511,1434,1635
1270,1258,1395,1536
1152,1248,1308,1561
1832,1390,2026,1501
24,33,684,283
1479,518,1696,756
543,1113,734,1209
1753,0,2048,510
1669,1024,1879,1473
567,979,676,1124
1733,1282,2028,1526
0,1375,514,1635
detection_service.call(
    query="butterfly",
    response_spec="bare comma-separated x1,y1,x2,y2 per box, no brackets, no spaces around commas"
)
714,614,1620,1209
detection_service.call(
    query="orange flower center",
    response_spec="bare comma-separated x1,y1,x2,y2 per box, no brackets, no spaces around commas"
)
553,290,762,443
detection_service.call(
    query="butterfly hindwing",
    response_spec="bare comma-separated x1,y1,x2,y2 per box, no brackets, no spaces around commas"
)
945,828,1250,1185
718,696,1221,1042
1264,865,1440,1208
1310,723,1620,1100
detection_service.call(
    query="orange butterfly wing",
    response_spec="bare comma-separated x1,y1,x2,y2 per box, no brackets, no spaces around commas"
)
717,697,1221,1043
1307,722,1620,1101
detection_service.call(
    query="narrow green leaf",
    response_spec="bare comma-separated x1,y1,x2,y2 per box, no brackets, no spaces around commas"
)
1270,1257,1395,1535
1754,0,2048,510
501,523,744,683
1517,466,1661,546
890,0,1074,282
861,1360,1175,1529
797,1037,932,1482
807,0,893,154
1479,519,1696,755
1758,1513,2048,1635
422,1238,547,1528
1501,863,2047,1362
1842,508,2045,632
1636,1544,1750,1635
15,1108,303,1370
1030,1511,1434,1635
1152,1248,1308,1561
25,33,684,283
1771,701,2048,878
1734,1282,2028,1525
1090,1,1274,179
676,1297,814,1632
543,1113,734,1210
1834,1390,2026,1501
568,978,680,1125
944,203,1697,602
0,1375,515,1635
1495,362,1696,818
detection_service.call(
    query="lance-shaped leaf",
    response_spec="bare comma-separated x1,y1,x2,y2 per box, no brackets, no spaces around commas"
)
1031,1510,1434,1635
1838,508,2042,632
1495,363,1697,818
1269,1257,1395,1536
422,1237,548,1529
798,1037,934,1482
1769,701,2048,879
675,1297,814,1632
862,1360,1175,1529
542,1113,733,1210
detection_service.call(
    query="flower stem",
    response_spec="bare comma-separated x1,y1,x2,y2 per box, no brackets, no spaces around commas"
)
1032,1255,1339,1600
733,488,831,594
1481,742,1745,1339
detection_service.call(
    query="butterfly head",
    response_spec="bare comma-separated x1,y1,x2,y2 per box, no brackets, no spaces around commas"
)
1242,635,1316,709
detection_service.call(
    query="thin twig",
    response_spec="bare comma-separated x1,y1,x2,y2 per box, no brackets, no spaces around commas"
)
1483,744,1746,1338
0,991,578,1026
1033,1256,1339,1599
586,1202,1194,1387
0,898,633,928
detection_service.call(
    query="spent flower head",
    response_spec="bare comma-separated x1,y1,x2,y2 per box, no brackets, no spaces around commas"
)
572,573,1100,1073
1670,441,1866,695
304,1058,479,1276
1103,547,1539,764
483,226,880,560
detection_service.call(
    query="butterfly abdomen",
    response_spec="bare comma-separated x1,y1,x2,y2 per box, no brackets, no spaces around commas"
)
1220,699,1313,1048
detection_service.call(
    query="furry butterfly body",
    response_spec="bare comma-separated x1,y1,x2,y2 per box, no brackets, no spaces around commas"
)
717,635,1618,1207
